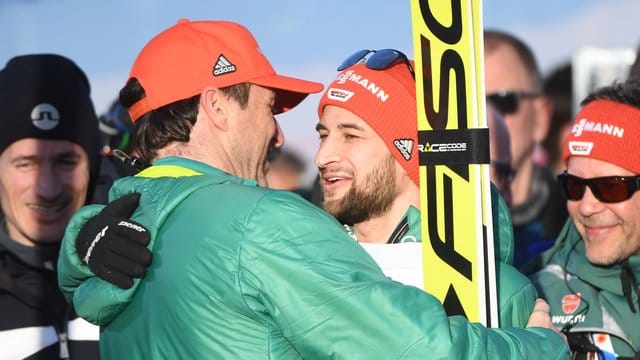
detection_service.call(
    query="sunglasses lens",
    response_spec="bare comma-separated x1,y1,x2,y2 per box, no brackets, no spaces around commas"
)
337,49,414,79
337,49,371,71
488,93,519,115
592,177,630,203
366,49,401,69
559,173,638,203
560,174,585,201
491,161,515,182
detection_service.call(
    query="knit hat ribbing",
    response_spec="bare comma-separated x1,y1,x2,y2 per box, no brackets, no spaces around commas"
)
563,99,640,174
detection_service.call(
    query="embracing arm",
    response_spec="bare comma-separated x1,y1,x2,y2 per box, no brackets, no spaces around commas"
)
237,193,569,359
57,193,152,325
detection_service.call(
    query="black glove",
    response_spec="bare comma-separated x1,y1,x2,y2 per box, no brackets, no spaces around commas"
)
76,192,152,289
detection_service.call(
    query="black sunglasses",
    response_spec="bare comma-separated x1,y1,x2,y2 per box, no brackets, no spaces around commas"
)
558,172,640,203
337,49,415,79
491,161,516,183
487,90,541,115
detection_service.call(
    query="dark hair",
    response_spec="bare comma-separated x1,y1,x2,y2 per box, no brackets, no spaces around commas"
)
542,62,573,169
268,148,306,172
629,44,640,79
581,77,640,109
119,78,251,162
484,30,543,90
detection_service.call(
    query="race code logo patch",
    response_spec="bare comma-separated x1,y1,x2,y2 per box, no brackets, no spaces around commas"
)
561,293,581,314
568,141,593,156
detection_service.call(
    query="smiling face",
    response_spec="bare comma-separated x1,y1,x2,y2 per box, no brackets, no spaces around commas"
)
0,138,90,246
566,156,640,265
226,84,284,185
315,105,399,225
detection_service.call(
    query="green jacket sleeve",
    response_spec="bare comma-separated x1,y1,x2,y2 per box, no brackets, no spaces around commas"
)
58,204,137,325
491,183,538,328
236,192,569,359
496,263,538,328
58,204,104,305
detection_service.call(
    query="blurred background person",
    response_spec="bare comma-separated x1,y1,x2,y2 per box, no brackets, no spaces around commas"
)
484,30,568,269
542,62,574,176
265,147,307,192
92,99,138,204
488,103,515,208
630,43,640,79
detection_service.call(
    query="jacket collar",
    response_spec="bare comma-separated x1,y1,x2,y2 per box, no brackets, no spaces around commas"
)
141,157,259,186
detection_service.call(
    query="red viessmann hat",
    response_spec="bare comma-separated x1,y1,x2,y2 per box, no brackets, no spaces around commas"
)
128,19,324,122
317,61,419,186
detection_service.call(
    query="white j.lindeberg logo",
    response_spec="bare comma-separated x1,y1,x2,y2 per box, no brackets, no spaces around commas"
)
31,103,60,130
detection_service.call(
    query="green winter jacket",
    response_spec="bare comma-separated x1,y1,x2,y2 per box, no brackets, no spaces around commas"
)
528,219,640,358
58,157,569,359
362,187,538,328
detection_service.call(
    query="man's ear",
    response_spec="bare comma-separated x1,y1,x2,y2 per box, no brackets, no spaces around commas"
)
533,95,553,143
200,87,228,131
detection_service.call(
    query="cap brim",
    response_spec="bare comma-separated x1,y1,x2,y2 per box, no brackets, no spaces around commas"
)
251,74,324,114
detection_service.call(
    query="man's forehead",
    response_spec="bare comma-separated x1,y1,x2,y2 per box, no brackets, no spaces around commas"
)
485,46,536,90
1,138,85,158
318,105,371,129
567,156,635,177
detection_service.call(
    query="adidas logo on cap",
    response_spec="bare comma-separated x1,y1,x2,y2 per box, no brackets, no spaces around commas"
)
213,54,236,76
394,138,413,160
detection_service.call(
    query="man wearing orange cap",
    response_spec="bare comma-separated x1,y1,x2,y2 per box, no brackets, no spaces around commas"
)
58,21,567,358
528,78,640,358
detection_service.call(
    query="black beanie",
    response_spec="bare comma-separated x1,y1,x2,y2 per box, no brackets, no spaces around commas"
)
0,54,101,202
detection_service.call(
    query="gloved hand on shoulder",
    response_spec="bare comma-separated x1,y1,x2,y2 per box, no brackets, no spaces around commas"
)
75,192,152,289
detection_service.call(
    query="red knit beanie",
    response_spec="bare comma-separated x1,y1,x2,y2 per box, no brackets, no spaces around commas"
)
317,62,418,185
563,99,640,173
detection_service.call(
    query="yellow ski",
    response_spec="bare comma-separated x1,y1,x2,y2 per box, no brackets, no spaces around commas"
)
411,0,498,326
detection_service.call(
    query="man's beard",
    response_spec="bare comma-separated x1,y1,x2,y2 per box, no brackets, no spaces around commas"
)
323,155,396,225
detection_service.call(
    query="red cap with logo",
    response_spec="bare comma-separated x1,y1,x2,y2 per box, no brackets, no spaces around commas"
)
317,62,418,185
563,99,640,174
128,19,324,122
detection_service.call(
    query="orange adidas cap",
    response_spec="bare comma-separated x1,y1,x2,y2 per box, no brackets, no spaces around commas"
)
128,19,324,122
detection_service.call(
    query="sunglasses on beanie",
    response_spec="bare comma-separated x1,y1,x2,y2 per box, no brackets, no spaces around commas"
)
487,90,541,115
337,49,415,79
558,172,640,203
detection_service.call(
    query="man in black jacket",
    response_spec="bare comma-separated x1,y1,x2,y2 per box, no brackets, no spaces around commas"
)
0,54,101,359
